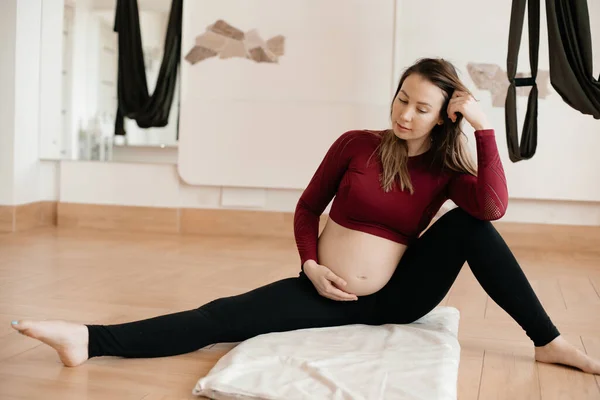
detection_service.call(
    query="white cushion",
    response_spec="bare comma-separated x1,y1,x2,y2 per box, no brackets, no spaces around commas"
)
193,306,461,400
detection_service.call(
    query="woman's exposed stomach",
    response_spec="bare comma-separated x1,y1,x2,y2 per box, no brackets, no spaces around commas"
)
317,218,408,296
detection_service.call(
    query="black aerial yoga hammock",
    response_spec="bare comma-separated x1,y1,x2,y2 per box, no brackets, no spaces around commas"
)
505,0,599,162
113,0,183,137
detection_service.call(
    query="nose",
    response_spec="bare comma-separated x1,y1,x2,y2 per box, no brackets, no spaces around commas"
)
399,110,413,123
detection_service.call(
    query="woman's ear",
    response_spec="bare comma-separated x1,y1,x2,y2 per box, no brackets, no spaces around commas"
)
437,119,444,125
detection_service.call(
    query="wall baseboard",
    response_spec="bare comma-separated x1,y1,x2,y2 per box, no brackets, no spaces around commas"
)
52,202,600,252
56,202,328,239
0,201,57,232
57,202,180,234
2,201,599,253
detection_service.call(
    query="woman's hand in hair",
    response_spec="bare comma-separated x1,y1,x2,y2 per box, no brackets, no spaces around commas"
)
447,91,491,131
304,261,358,301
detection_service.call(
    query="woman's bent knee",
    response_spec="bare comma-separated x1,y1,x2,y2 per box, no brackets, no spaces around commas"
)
437,207,492,233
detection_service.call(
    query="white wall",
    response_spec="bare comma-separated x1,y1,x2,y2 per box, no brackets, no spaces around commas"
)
56,160,600,226
0,1,17,205
176,0,600,201
393,0,600,202
3,0,599,229
69,0,101,159
177,0,394,189
59,161,306,211
47,0,600,228
38,0,65,160
68,0,92,159
13,0,43,205
0,0,45,206
39,161,60,201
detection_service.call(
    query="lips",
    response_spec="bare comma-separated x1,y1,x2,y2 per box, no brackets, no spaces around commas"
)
396,122,411,131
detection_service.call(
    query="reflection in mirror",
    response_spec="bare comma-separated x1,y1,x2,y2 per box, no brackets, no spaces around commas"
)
52,0,179,163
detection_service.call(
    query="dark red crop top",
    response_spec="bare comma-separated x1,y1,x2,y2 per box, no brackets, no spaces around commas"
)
293,129,508,266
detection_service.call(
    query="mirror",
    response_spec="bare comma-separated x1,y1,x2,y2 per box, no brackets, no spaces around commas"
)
43,0,179,163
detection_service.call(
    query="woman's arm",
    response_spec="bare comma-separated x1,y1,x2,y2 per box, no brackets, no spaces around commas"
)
447,129,509,220
294,130,362,268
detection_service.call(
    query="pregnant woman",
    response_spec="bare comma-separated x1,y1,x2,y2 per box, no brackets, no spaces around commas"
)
11,57,600,375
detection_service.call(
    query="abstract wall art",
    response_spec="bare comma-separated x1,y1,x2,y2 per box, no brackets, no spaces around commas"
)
185,19,285,65
467,62,551,107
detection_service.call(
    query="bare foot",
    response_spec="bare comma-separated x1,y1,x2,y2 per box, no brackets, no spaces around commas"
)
11,320,89,367
535,335,600,375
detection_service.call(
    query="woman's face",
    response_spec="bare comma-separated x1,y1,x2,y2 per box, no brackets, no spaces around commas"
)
391,73,446,144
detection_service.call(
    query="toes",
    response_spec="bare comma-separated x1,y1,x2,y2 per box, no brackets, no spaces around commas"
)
11,319,31,330
11,320,37,338
11,320,25,331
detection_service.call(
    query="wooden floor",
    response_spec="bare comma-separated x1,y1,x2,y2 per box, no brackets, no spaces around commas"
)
0,224,599,399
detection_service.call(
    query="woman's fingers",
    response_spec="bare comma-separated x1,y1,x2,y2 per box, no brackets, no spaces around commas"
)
326,271,347,288
309,266,358,301
322,279,358,301
447,98,467,122
322,291,357,301
452,90,468,98
447,103,457,121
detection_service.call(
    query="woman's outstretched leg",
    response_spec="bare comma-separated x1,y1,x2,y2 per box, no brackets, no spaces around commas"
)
377,207,600,374
11,273,377,366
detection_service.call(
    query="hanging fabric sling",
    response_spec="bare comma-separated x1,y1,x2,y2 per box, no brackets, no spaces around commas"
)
545,0,600,119
505,0,599,162
505,0,540,162
113,0,183,137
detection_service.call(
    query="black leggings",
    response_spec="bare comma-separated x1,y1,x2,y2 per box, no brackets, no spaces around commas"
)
86,208,560,358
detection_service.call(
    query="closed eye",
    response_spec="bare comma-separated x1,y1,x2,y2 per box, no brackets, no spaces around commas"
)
398,98,428,114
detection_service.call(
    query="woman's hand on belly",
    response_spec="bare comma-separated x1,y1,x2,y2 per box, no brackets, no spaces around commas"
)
304,261,359,301
316,218,408,297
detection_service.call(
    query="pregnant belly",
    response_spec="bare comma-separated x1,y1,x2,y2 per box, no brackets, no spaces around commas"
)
317,219,408,296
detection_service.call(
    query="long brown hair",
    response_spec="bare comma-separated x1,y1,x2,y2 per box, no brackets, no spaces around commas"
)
377,58,477,193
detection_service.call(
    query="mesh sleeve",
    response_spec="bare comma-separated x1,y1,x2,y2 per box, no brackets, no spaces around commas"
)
447,129,508,221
